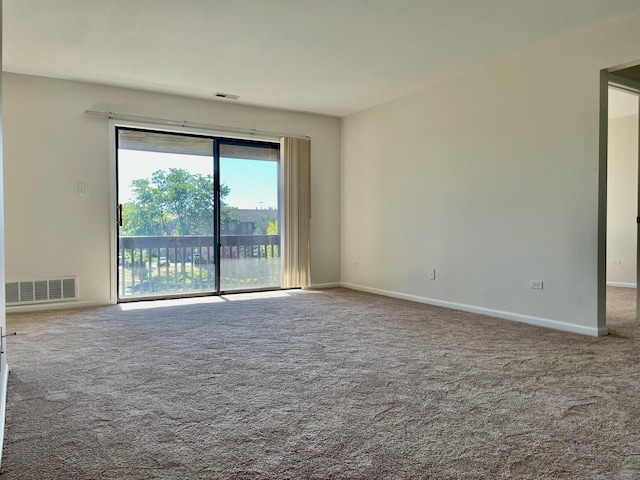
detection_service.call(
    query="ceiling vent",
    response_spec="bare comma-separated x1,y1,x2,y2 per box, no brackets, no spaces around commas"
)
5,277,78,305
214,93,239,100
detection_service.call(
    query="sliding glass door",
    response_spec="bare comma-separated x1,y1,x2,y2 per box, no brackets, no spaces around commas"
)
219,141,281,291
116,128,281,301
117,129,217,299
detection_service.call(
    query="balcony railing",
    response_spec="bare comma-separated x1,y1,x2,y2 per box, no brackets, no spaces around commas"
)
118,235,280,298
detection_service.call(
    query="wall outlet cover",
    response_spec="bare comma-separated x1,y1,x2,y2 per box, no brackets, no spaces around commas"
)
530,280,543,289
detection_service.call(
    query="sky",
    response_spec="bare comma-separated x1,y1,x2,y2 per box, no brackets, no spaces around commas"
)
118,150,279,210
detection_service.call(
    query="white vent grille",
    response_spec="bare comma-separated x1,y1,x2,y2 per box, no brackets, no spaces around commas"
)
49,279,62,300
5,283,18,304
5,277,77,305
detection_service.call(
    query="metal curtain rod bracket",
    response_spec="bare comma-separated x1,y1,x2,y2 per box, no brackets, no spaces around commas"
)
84,110,311,141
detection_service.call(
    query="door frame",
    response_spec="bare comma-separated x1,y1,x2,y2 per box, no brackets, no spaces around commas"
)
598,65,640,330
108,119,282,303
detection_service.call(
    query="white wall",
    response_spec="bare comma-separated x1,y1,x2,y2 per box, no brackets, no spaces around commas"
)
0,0,9,466
3,74,341,305
342,13,640,336
607,92,638,287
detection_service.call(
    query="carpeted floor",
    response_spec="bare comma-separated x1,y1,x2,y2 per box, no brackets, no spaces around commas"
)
0,287,638,479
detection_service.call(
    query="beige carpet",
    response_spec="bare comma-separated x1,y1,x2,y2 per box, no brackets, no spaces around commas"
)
0,287,638,479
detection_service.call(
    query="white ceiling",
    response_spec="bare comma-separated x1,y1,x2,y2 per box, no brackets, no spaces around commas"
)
5,0,640,117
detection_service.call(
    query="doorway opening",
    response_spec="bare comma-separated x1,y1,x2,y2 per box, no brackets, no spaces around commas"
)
601,63,640,331
606,86,639,326
115,127,281,302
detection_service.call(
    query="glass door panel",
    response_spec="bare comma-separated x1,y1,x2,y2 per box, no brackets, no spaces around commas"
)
117,129,216,300
219,142,281,291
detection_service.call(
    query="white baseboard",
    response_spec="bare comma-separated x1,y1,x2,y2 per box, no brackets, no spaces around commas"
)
341,282,606,337
304,283,341,290
0,362,9,468
606,282,636,289
6,300,105,314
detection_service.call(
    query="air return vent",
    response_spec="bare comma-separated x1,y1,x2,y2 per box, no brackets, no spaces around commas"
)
5,277,77,305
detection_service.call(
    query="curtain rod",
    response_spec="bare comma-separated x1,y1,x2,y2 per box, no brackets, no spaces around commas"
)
84,110,311,140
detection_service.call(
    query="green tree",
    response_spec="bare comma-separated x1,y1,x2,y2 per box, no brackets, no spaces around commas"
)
121,168,237,236
266,220,278,235
254,214,279,235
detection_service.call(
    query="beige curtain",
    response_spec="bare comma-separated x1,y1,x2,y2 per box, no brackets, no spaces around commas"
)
281,137,311,288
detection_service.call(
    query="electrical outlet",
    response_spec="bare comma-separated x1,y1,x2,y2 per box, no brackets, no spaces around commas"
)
78,183,88,196
429,269,436,280
530,280,543,290
611,259,621,265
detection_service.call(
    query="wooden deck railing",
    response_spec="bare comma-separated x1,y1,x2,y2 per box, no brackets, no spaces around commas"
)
118,235,280,297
